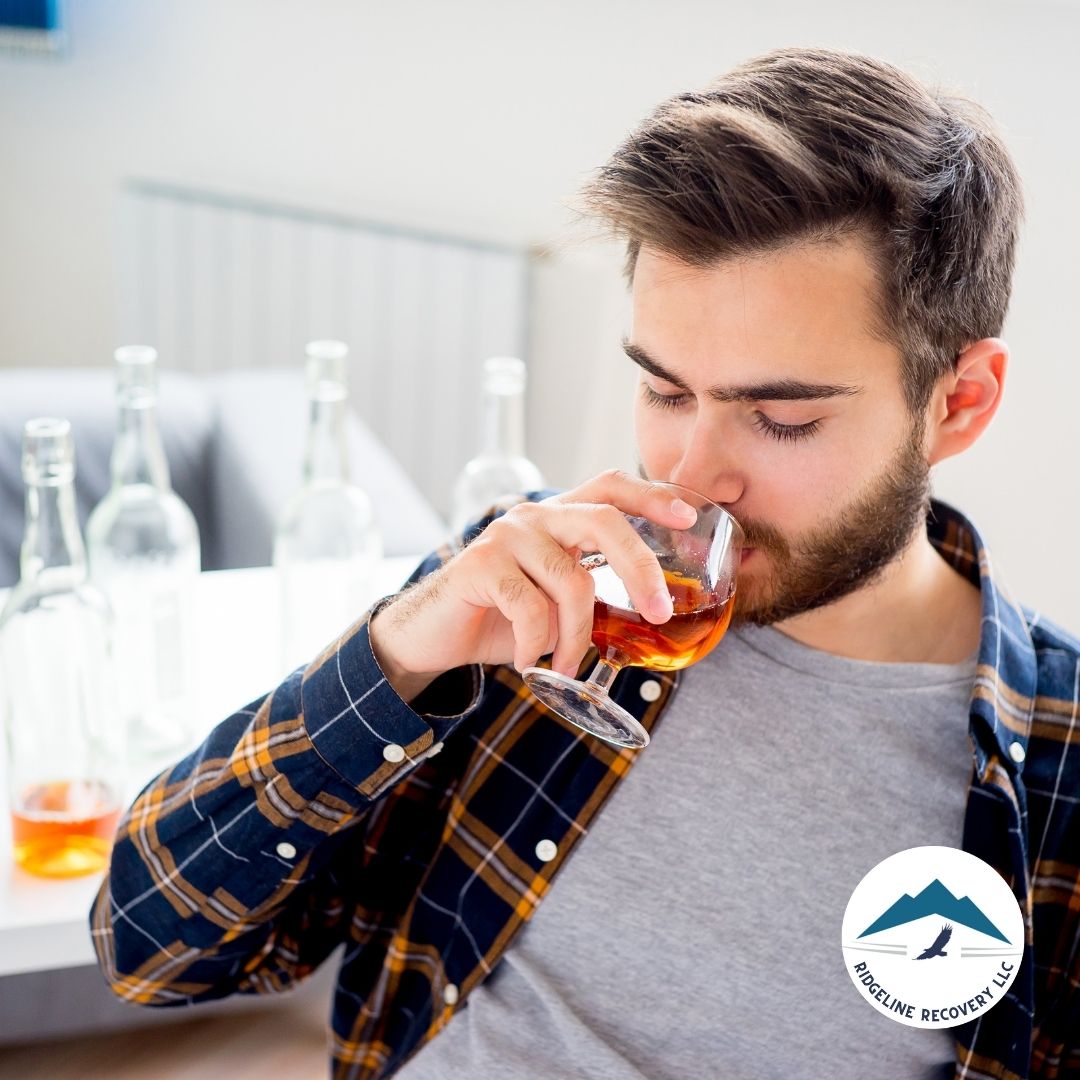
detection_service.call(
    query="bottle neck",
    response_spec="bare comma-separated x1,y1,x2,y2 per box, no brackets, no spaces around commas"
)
303,396,349,485
21,479,87,583
112,401,171,491
483,388,526,458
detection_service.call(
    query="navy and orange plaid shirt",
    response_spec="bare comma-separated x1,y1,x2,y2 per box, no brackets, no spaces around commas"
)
91,495,1080,1079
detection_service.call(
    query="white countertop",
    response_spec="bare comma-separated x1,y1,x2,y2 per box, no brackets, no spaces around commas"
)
0,555,422,978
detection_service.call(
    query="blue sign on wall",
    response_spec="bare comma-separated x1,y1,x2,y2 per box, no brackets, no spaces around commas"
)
0,1,59,31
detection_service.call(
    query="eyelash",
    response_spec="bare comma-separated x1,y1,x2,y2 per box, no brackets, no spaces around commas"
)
640,386,822,444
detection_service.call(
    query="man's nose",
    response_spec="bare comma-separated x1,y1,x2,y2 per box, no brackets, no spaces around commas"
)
667,417,745,507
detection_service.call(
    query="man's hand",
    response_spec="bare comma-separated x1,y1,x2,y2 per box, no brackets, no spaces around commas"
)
368,470,698,703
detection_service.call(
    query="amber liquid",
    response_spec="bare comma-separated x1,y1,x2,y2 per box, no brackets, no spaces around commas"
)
592,570,735,671
11,779,121,878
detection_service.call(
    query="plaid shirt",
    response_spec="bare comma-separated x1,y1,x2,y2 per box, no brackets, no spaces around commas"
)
91,495,1080,1080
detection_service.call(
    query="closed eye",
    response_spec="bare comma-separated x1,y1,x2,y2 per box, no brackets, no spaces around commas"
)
641,385,821,443
641,386,691,411
752,413,822,444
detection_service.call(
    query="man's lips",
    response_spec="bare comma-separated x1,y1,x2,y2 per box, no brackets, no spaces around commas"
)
740,547,755,566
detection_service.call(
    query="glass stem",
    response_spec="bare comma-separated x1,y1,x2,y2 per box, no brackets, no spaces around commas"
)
584,658,622,694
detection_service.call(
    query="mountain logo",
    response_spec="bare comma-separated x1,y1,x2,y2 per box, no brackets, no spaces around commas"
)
840,846,1024,1030
858,877,1009,942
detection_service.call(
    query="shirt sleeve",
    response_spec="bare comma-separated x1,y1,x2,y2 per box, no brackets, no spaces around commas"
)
89,579,483,1007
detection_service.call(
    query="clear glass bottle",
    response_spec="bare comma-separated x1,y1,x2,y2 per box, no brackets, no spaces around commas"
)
273,340,383,675
450,356,544,539
0,418,123,878
86,346,201,763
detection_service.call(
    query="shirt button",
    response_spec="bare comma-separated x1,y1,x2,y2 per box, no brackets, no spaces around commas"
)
383,743,406,763
276,842,297,860
1008,741,1026,764
535,839,558,863
443,983,459,1006
639,679,662,703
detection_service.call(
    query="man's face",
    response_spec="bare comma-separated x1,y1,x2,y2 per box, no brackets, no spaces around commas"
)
630,238,932,627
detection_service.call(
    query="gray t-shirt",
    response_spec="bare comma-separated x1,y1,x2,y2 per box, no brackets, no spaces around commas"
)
399,624,977,1079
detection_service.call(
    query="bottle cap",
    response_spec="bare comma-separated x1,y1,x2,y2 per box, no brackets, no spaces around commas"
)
114,345,159,407
22,417,76,486
483,356,526,396
305,340,349,402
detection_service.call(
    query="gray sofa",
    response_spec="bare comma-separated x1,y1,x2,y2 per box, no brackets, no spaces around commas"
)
0,367,448,588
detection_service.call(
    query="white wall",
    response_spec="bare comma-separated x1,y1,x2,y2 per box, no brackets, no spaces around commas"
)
0,0,1078,628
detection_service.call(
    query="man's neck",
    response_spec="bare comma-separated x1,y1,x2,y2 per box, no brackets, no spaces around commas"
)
771,533,983,665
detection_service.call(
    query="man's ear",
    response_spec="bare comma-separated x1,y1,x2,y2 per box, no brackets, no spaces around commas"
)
926,337,1008,467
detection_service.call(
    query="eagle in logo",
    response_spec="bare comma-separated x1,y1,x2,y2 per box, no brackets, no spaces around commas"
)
914,923,953,960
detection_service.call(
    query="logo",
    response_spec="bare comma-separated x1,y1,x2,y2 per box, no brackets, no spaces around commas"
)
841,846,1024,1029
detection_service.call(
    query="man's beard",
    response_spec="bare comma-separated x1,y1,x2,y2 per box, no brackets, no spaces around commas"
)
638,418,931,628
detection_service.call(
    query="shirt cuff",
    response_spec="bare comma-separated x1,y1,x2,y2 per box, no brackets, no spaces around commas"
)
301,603,484,799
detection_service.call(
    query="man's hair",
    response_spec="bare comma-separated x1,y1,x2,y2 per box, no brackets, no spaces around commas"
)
580,47,1024,412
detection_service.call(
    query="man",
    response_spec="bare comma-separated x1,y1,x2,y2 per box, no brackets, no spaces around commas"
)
91,47,1079,1080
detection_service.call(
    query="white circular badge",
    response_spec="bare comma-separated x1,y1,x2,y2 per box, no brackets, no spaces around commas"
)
841,846,1024,1029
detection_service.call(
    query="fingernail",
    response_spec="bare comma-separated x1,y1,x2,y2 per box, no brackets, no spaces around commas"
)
651,592,674,621
671,499,697,522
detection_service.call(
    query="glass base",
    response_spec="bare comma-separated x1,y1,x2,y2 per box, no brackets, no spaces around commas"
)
521,668,650,749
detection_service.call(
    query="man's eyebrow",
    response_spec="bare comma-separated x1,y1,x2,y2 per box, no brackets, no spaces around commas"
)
621,339,862,403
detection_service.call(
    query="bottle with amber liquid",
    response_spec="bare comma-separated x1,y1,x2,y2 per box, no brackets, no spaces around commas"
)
0,418,123,878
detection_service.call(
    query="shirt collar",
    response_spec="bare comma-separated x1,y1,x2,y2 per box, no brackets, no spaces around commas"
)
927,498,1037,780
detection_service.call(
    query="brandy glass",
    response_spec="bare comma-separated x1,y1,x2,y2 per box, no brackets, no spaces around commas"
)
522,483,742,748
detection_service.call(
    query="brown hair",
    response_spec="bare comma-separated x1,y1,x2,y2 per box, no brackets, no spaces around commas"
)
580,47,1024,412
